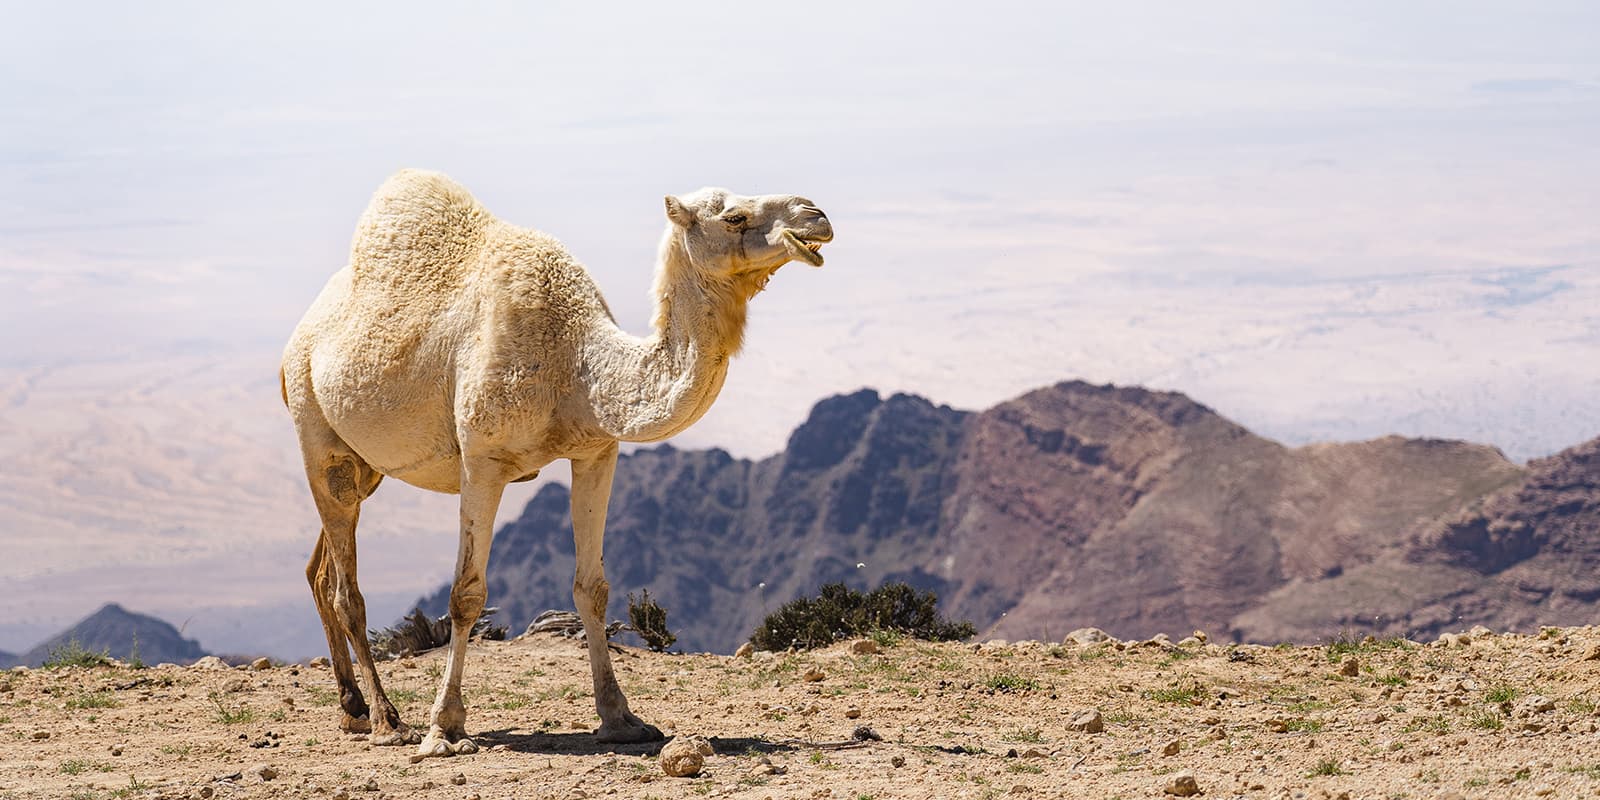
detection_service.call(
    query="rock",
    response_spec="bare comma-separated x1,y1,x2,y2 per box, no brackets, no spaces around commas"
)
1178,637,1202,647
1063,627,1112,646
1435,632,1471,648
251,764,278,781
451,773,466,786
849,639,880,655
802,667,826,682
110,744,123,756
250,657,272,671
890,755,906,768
1267,718,1289,733
1066,708,1104,733
331,790,349,800
1161,739,1180,756
1192,630,1208,644
361,777,378,791
193,656,231,670
734,642,754,659
1339,657,1360,677
1519,695,1556,715
1468,625,1495,639
1163,770,1201,796
197,786,214,799
309,656,330,668
1020,747,1049,758
845,706,862,719
748,757,786,776
659,735,709,777
1582,644,1600,662
30,731,48,740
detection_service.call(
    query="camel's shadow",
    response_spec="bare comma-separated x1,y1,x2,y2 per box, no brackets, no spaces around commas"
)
471,729,797,758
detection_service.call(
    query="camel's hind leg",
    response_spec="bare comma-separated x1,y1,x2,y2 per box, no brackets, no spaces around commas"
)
305,532,369,731
298,423,421,746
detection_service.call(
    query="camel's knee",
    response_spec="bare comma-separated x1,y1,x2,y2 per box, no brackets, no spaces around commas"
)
448,584,486,624
573,575,609,620
323,459,364,507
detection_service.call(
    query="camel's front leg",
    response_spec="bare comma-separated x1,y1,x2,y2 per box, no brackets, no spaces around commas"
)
417,462,507,759
572,444,663,743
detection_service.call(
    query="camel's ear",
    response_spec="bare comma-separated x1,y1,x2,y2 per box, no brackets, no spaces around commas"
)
664,195,696,228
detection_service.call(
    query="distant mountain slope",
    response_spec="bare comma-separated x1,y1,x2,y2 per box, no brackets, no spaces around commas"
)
0,650,13,669
16,603,207,667
1233,434,1600,641
418,381,1594,652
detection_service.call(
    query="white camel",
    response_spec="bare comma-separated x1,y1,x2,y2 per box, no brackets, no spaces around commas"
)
281,170,832,757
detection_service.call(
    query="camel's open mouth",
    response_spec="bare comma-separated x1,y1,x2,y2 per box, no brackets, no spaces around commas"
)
785,230,826,266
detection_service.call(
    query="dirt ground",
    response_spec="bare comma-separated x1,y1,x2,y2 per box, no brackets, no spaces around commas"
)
4,625,1600,800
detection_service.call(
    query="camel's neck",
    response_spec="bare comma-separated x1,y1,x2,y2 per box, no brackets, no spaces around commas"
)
581,228,758,443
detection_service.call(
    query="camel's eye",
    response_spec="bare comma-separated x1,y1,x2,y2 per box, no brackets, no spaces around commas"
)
722,214,747,226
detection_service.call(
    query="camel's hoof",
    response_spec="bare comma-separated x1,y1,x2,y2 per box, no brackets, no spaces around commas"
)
371,725,423,746
414,727,475,759
340,712,372,734
595,718,664,744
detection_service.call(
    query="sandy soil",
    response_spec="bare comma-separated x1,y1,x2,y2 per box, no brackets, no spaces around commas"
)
3,626,1599,800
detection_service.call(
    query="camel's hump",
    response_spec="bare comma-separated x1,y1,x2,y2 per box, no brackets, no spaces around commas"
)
348,169,495,286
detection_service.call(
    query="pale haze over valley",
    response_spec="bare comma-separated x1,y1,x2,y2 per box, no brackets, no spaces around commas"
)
2,2,1597,658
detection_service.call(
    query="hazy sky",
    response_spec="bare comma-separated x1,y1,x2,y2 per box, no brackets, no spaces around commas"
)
3,2,1597,657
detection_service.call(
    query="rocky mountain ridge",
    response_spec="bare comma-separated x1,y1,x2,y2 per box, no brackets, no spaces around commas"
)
5,603,209,668
418,381,1597,652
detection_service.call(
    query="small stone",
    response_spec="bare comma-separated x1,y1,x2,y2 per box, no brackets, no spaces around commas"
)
1177,637,1202,647
1065,708,1104,733
849,638,880,655
1581,644,1600,661
1267,718,1289,733
451,773,466,786
734,642,754,659
193,655,231,669
1161,739,1180,756
30,730,48,740
251,763,278,781
1339,657,1360,677
890,755,906,768
802,667,826,682
309,656,330,667
250,657,272,671
1521,695,1557,714
197,786,214,799
110,744,123,756
659,735,708,777
361,777,378,791
1010,785,1033,794
845,706,862,719
1062,627,1112,646
332,790,349,800
1192,630,1208,644
1020,747,1048,758
1163,770,1201,796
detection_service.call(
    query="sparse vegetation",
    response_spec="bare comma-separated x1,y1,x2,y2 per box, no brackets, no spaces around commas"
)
208,692,255,724
627,589,677,652
984,674,1040,693
66,692,118,710
43,638,113,669
750,581,975,651
1309,758,1346,777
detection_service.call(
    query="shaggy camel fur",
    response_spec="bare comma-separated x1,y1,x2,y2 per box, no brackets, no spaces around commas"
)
282,170,832,757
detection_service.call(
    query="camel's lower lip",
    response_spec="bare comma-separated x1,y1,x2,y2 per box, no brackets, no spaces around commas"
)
786,231,825,266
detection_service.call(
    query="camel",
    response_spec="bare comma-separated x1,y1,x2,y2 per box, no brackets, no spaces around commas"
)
280,170,832,757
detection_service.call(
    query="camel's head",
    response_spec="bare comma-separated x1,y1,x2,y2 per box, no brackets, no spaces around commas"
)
663,188,833,282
